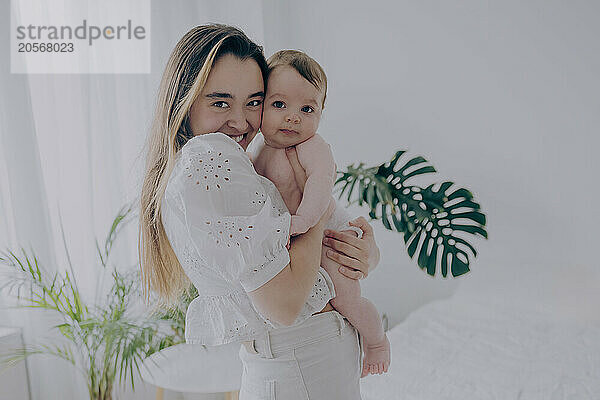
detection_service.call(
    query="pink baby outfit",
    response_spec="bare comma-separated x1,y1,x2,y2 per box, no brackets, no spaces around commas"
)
252,133,337,236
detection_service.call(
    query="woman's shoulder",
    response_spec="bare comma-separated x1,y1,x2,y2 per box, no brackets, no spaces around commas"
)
172,132,251,182
166,132,255,198
181,132,246,156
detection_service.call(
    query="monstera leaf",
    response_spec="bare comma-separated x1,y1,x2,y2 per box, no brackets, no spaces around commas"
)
335,151,487,277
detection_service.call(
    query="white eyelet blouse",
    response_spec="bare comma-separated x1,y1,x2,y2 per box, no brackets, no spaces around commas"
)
161,132,359,346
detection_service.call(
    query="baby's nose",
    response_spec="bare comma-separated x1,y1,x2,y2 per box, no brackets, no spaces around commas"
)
286,113,300,123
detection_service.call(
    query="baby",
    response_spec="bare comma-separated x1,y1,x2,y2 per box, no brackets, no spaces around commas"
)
252,50,391,376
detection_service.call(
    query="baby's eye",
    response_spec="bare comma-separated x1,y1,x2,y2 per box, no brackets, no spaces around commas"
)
272,101,285,109
212,101,230,109
301,105,314,113
247,99,263,107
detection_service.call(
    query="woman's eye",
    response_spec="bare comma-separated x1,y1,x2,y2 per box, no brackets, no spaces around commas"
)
247,99,262,107
301,105,314,113
272,101,285,109
212,101,230,109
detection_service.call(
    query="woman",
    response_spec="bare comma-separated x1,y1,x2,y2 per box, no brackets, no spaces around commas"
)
139,24,380,399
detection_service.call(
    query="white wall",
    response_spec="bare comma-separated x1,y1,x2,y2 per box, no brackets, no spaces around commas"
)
262,0,600,327
2,1,599,398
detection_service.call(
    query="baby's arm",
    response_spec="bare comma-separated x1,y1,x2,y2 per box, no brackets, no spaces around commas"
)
290,135,336,235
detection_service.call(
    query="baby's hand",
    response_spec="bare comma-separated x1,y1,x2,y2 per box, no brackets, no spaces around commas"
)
290,215,312,236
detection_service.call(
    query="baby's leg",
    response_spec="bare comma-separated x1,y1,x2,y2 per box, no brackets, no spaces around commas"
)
322,261,391,376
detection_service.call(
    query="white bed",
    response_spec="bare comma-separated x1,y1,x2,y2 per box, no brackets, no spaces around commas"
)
360,263,600,399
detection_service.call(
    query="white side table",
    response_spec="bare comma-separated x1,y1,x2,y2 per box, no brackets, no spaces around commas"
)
140,342,243,400
0,326,31,400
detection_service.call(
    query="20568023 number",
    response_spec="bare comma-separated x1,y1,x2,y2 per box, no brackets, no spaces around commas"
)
18,42,74,52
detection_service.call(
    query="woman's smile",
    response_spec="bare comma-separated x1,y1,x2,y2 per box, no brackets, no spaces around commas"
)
224,131,251,149
230,133,246,143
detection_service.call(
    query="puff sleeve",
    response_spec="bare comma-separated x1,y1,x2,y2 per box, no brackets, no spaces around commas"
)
166,133,292,292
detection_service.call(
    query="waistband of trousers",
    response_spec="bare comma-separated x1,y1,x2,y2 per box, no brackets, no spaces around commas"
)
245,310,353,359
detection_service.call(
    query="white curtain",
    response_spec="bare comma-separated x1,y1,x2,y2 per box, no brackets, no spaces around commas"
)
1,1,265,399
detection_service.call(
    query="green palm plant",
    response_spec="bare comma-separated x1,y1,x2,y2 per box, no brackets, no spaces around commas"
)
0,205,189,400
336,150,488,277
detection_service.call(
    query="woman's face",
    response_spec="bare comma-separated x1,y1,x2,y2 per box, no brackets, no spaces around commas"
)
188,53,264,150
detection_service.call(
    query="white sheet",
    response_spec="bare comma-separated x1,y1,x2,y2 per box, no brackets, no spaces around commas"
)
360,293,600,399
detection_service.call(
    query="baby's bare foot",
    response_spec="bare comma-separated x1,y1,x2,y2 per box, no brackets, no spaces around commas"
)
361,334,390,377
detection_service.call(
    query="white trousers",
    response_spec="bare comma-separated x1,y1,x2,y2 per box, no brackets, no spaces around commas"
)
238,310,363,400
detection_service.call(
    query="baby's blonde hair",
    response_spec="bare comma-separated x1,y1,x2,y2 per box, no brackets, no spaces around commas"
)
139,24,267,306
267,50,327,108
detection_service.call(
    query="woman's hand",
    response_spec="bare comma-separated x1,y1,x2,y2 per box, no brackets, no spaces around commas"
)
285,147,307,194
322,217,380,280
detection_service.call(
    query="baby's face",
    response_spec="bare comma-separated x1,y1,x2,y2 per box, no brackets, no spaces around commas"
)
261,66,323,149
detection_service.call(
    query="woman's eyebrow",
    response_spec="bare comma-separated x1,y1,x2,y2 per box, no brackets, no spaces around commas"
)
248,91,264,99
205,91,264,99
205,92,232,99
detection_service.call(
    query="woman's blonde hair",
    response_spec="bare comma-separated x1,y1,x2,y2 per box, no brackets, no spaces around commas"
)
139,24,268,305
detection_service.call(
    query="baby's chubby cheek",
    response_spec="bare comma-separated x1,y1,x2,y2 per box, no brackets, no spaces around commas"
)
260,112,287,147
